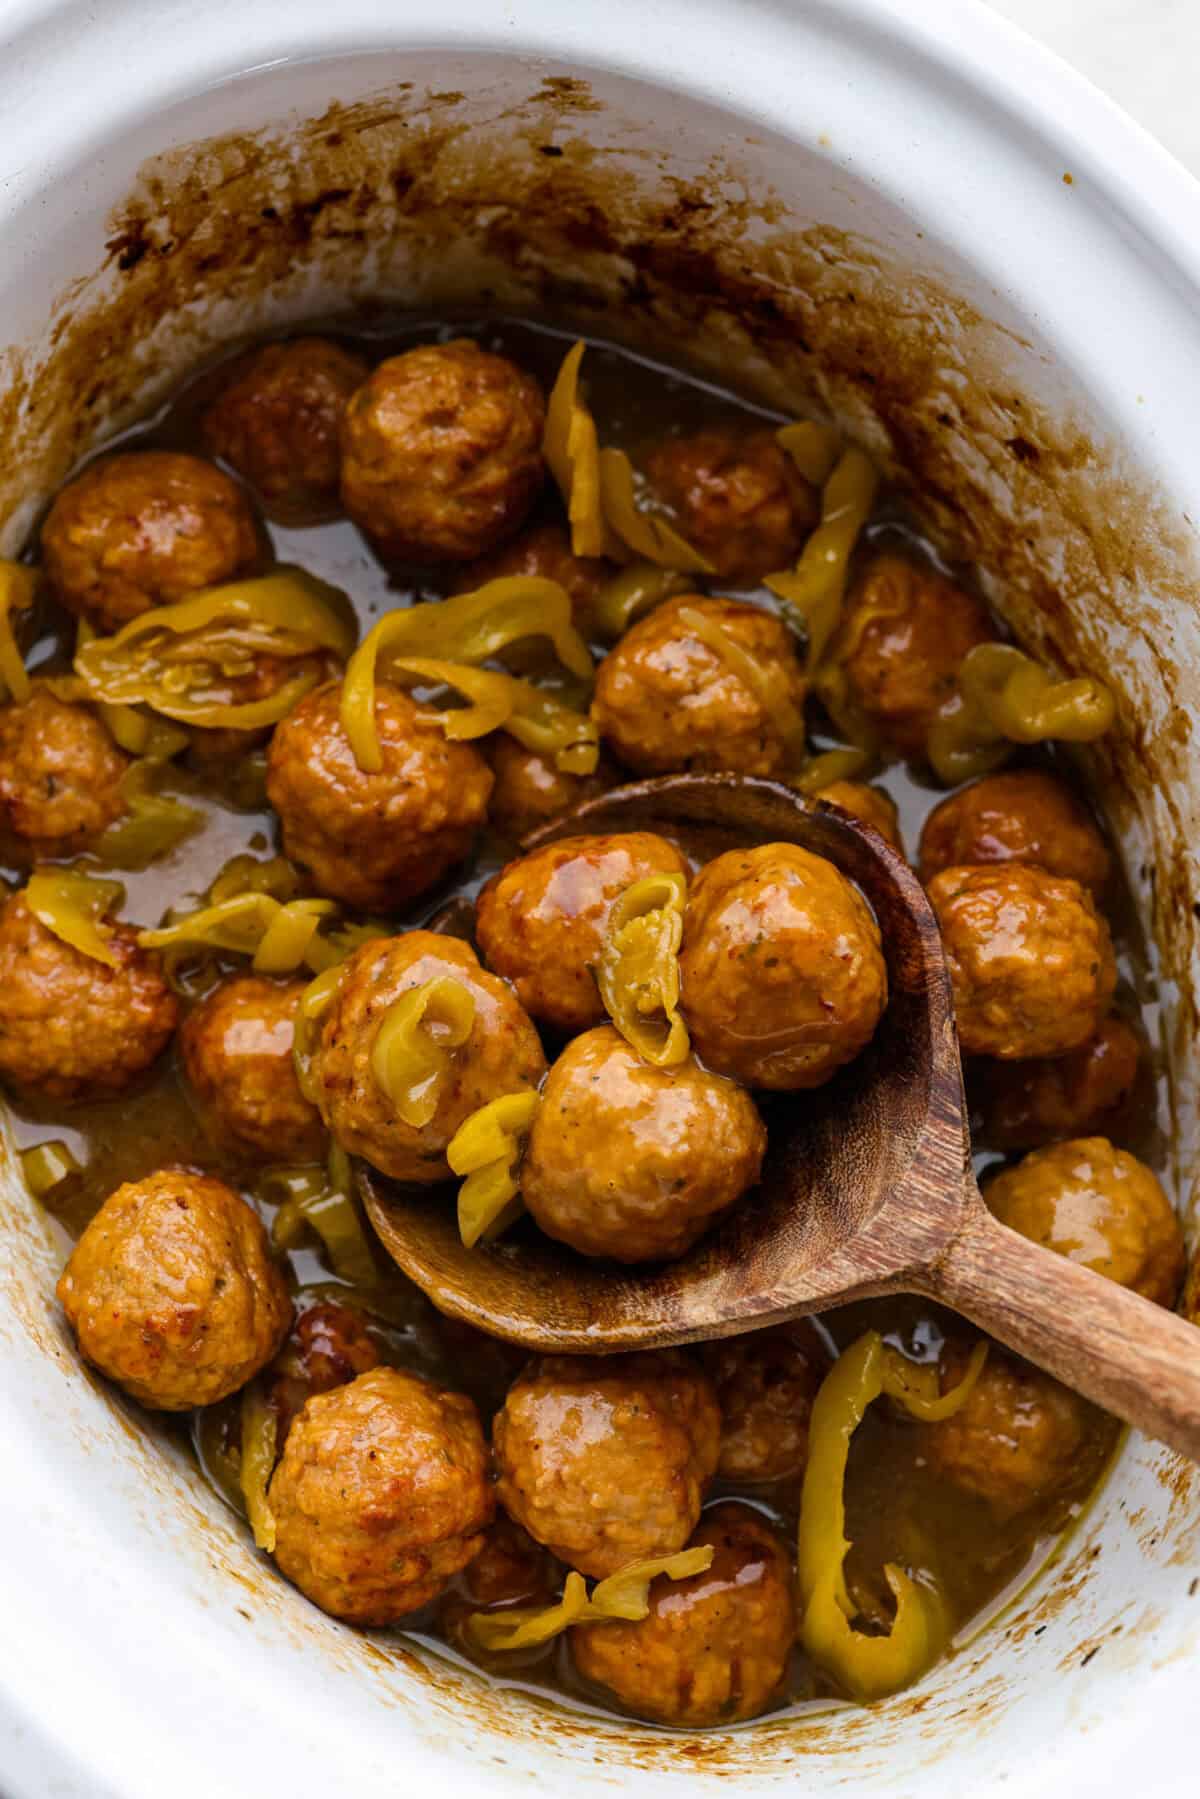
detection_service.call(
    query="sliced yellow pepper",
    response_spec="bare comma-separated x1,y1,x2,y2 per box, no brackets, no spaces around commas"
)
20,1138,83,1201
927,643,1115,786
291,964,346,1103
239,1381,278,1553
370,976,477,1128
790,746,872,794
596,872,690,1067
137,893,337,975
76,619,190,760
776,421,841,488
448,1090,541,1248
264,1146,376,1287
597,447,714,574
676,603,807,766
766,447,879,671
25,868,124,968
590,561,692,642
92,762,203,871
466,1545,715,1653
0,561,37,704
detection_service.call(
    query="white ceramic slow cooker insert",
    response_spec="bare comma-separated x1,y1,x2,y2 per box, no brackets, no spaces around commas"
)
1,2,1198,1795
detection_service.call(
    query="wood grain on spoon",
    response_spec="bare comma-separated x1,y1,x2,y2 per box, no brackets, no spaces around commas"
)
361,772,1200,1466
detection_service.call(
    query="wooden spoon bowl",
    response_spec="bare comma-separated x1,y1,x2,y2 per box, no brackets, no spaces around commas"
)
361,772,1200,1464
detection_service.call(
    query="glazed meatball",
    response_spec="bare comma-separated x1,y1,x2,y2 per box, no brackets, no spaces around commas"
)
571,1503,796,1725
923,1338,1094,1519
455,520,611,638
679,842,888,1089
57,1169,291,1410
310,930,545,1185
493,1351,720,1577
475,830,689,1035
266,680,493,911
701,1323,828,1484
180,974,326,1162
340,341,545,563
972,1013,1143,1150
816,779,903,853
985,1137,1183,1306
591,595,807,776
643,427,817,582
927,863,1117,1059
522,1026,766,1263
833,552,993,756
269,1367,493,1623
458,1514,558,1610
487,737,619,840
269,1299,381,1441
918,770,1111,894
41,450,259,633
0,892,177,1100
0,687,128,856
202,337,369,518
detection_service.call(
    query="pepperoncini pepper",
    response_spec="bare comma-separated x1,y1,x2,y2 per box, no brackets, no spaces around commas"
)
590,561,692,641
448,1090,541,1247
138,892,338,975
797,1331,987,1702
466,1545,715,1653
596,872,690,1066
262,1146,377,1288
239,1380,279,1553
369,976,477,1128
766,447,879,672
0,560,37,704
927,642,1115,786
25,867,125,968
776,420,841,488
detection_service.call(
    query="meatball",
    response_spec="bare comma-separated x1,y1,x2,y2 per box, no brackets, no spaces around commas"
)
0,892,177,1100
493,1351,720,1577
269,1299,381,1441
918,770,1111,894
923,1338,1094,1519
972,1013,1143,1150
180,974,326,1162
591,595,807,776
266,680,493,911
41,450,259,633
700,1323,828,1484
522,1026,766,1263
57,1169,291,1410
487,736,619,840
0,688,128,856
310,930,545,1185
269,1367,493,1623
833,552,993,756
455,520,611,638
984,1137,1183,1306
571,1503,796,1725
458,1514,558,1609
202,336,369,518
927,863,1117,1059
679,842,888,1089
340,341,545,563
475,830,688,1035
816,779,903,853
643,427,817,583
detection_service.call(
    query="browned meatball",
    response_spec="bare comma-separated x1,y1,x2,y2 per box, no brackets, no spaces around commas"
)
458,1514,558,1609
923,1338,1095,1519
180,975,326,1162
340,341,545,563
493,1351,720,1577
833,553,994,756
592,595,807,776
41,450,259,633
475,831,688,1034
985,1137,1183,1306
643,428,817,582
700,1323,828,1483
487,736,619,840
455,520,612,638
57,1169,291,1410
972,1013,1143,1150
918,770,1111,894
571,1503,796,1725
816,779,903,853
311,930,545,1184
266,680,493,911
0,892,177,1100
0,688,128,856
269,1367,493,1623
679,842,888,1089
927,863,1117,1059
522,1027,766,1263
202,337,369,518
268,1300,381,1441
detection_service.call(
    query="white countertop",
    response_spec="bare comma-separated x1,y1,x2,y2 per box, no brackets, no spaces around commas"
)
987,0,1200,176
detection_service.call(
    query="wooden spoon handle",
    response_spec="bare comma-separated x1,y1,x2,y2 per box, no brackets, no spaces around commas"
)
925,1198,1200,1462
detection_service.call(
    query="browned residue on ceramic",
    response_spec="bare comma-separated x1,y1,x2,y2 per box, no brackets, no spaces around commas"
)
1,69,1199,1782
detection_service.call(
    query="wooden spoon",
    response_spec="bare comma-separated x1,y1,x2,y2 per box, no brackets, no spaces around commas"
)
361,772,1200,1464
